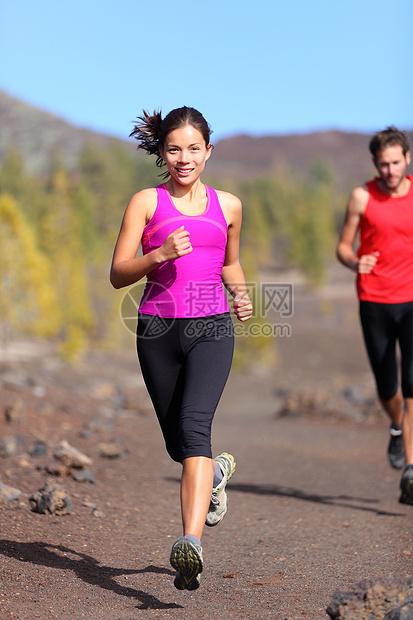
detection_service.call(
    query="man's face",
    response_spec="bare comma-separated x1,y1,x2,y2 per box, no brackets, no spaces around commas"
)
374,145,411,191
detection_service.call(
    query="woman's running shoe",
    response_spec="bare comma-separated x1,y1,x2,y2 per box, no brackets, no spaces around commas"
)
206,452,236,527
170,537,203,590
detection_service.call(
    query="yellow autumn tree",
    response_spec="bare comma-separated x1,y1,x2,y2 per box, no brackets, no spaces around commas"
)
0,194,59,345
39,169,95,360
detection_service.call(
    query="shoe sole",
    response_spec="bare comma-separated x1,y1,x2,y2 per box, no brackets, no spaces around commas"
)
389,455,406,469
399,474,413,505
170,538,203,591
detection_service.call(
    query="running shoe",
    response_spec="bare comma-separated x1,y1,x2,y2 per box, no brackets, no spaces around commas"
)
170,537,203,591
206,452,236,527
388,427,405,469
399,464,413,505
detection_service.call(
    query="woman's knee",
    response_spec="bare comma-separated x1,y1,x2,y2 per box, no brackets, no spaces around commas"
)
164,437,182,463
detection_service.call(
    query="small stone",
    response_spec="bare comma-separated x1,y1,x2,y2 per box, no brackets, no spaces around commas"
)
82,417,113,435
18,457,34,469
32,386,46,398
0,435,25,458
29,440,48,458
384,605,413,619
92,507,104,518
327,574,413,619
4,398,25,424
29,479,72,515
82,501,96,508
45,459,71,476
54,440,92,469
72,468,96,484
342,385,364,405
0,481,22,502
35,402,54,416
98,439,128,459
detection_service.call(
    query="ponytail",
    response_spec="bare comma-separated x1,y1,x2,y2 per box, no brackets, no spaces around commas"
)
130,109,164,169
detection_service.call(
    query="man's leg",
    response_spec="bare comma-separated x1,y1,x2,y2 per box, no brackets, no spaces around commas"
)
378,392,405,469
393,303,413,503
398,303,413,466
379,391,403,427
399,398,413,504
360,302,404,467
403,398,413,465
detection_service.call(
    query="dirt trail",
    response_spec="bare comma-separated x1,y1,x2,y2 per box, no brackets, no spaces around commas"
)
0,266,411,619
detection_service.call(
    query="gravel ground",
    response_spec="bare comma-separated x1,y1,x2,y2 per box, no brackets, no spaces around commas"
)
0,266,412,619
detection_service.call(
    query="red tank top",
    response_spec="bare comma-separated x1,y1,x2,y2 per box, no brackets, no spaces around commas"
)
357,175,413,302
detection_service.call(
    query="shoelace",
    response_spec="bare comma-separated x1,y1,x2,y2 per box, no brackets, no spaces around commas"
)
209,494,220,508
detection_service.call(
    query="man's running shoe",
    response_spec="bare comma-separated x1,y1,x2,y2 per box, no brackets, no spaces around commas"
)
399,464,413,505
388,427,405,469
206,452,236,527
170,537,203,591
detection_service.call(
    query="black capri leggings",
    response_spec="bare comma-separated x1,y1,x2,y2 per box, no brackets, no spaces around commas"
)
359,300,413,401
137,313,234,463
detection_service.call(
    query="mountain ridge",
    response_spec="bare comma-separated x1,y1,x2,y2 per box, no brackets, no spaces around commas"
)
1,89,411,192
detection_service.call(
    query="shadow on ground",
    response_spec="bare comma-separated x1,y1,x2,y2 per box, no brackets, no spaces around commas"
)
0,540,182,610
165,477,405,517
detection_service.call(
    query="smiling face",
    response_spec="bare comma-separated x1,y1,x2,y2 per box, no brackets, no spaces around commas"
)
374,145,411,193
160,124,212,186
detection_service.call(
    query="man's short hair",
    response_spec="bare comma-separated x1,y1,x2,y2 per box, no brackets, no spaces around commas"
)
369,126,410,159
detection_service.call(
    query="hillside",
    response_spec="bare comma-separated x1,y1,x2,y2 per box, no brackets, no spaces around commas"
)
2,89,411,192
0,90,136,175
210,132,376,192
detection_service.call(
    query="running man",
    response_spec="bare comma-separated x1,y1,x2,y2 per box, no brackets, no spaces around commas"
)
337,126,413,505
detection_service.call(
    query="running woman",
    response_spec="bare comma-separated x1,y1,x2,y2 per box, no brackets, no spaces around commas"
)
337,126,413,505
110,107,253,589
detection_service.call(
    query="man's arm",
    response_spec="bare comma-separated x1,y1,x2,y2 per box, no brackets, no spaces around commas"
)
336,186,378,274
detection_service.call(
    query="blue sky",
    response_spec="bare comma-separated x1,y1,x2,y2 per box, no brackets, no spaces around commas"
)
1,0,411,142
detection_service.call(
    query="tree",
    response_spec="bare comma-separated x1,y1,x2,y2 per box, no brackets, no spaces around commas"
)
0,149,25,198
38,169,95,359
0,194,59,345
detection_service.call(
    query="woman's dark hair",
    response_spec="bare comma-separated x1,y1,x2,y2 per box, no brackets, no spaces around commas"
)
130,106,212,177
369,126,410,159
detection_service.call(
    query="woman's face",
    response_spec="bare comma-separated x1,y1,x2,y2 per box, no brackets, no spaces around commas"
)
160,124,212,186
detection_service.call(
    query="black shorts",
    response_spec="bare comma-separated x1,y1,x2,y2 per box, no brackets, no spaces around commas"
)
136,313,234,463
359,300,413,400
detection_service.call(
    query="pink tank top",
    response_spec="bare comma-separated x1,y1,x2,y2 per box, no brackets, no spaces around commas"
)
357,175,413,303
139,184,230,318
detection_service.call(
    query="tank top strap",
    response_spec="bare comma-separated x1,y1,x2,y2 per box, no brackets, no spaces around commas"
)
204,185,227,227
366,178,382,200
